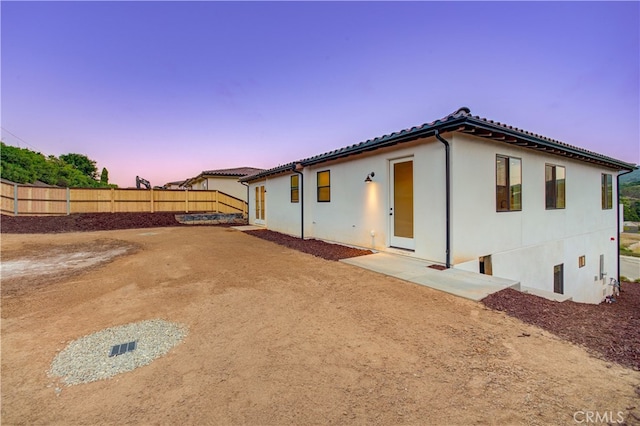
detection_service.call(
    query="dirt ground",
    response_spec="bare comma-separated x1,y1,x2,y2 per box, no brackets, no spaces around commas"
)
2,226,640,425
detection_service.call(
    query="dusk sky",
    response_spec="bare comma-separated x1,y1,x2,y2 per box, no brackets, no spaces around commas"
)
1,1,638,188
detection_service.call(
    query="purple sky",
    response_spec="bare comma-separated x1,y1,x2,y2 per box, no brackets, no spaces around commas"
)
2,1,638,188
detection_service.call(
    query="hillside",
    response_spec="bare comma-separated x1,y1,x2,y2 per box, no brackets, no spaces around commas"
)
0,143,113,188
621,167,640,222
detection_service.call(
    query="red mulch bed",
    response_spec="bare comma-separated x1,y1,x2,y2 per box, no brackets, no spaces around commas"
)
482,286,640,370
244,229,373,261
0,212,193,234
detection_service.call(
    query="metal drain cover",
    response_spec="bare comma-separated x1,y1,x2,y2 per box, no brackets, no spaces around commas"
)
109,341,136,357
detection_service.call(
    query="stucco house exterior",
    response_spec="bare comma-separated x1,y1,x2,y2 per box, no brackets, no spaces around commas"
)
182,167,264,202
241,107,636,304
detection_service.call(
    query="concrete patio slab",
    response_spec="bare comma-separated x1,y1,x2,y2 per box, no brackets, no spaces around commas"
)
232,225,265,231
341,252,520,301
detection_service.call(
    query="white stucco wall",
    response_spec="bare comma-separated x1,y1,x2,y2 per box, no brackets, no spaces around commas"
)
450,133,619,303
305,155,392,251
191,176,248,201
249,139,448,262
264,174,303,236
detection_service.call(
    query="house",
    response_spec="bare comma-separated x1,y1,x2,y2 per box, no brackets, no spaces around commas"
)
182,167,264,202
162,180,188,190
240,107,636,304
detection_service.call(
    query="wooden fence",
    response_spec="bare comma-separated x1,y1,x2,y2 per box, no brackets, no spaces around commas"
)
0,180,247,216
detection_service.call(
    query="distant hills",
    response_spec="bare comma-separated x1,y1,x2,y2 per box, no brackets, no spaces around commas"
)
621,167,640,222
620,167,640,184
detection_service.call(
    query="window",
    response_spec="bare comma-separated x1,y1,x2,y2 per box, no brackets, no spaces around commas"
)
578,255,586,268
545,164,566,209
290,175,299,203
496,155,522,211
317,170,330,202
479,255,493,275
601,174,613,209
554,264,564,294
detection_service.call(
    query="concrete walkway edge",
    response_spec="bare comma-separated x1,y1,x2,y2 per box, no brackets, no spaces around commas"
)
341,252,520,301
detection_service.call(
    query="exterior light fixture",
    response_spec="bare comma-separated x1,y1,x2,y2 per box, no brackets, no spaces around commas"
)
365,172,375,183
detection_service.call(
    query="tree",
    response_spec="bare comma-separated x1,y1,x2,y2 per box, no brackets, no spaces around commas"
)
100,167,109,184
622,197,640,222
1,143,46,183
1,143,115,188
60,153,98,180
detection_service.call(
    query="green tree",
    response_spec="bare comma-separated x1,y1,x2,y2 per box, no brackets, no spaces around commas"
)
100,167,109,184
60,153,98,180
620,182,640,199
1,143,45,183
1,142,115,188
622,197,640,222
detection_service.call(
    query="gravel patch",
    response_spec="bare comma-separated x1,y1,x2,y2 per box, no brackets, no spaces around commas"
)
49,319,188,386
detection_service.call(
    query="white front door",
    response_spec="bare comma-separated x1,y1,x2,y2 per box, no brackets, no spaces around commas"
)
254,185,266,225
389,158,414,250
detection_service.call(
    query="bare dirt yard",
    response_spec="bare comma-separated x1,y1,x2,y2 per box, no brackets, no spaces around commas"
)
2,216,640,425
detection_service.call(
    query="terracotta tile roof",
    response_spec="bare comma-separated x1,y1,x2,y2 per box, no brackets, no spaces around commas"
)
241,107,636,181
199,167,265,177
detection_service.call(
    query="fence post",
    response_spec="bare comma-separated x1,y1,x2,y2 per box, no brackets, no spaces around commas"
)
185,189,189,213
66,187,71,215
150,188,154,213
13,183,18,216
110,188,115,213
215,190,219,213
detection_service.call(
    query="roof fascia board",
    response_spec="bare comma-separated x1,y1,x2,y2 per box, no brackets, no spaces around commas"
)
464,118,635,171
240,164,296,182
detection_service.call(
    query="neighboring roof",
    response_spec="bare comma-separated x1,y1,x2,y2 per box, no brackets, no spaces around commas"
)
241,107,636,182
184,167,265,186
199,167,265,177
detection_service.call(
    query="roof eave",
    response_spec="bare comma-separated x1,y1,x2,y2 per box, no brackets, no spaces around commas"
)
240,163,297,182
301,118,468,168
302,117,634,172
461,118,636,171
240,110,635,181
